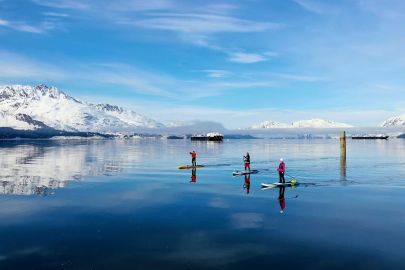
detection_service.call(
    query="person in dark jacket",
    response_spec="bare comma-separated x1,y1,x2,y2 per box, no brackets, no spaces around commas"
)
243,152,251,171
190,150,197,166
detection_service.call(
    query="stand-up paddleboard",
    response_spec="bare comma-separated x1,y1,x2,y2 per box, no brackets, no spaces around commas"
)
261,181,299,188
177,165,205,170
232,170,259,176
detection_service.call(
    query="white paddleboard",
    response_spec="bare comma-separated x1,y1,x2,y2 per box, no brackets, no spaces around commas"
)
261,181,299,188
233,170,258,176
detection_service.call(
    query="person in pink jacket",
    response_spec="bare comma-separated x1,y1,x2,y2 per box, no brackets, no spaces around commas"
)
277,158,285,184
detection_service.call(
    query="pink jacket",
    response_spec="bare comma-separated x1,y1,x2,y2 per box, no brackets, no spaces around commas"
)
278,162,285,173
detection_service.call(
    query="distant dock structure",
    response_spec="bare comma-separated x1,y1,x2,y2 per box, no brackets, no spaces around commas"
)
191,132,224,142
351,135,389,140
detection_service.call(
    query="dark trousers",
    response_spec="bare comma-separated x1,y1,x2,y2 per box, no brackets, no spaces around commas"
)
279,172,285,183
192,158,196,166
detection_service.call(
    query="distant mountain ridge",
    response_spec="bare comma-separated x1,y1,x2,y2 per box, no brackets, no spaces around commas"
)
381,114,405,127
250,120,290,129
250,118,353,129
0,84,164,132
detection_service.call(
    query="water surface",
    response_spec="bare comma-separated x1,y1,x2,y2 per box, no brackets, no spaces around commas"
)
0,139,404,270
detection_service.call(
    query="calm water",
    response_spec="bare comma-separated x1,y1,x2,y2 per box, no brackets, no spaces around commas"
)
0,139,405,270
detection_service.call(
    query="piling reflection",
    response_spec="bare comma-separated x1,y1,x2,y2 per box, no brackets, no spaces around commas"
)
340,155,347,181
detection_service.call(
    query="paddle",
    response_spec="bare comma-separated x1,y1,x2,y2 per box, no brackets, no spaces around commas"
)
285,173,299,182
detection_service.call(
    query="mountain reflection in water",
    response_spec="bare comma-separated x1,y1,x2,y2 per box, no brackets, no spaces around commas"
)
0,140,144,195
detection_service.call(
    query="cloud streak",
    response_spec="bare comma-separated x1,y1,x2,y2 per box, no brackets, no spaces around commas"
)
31,0,89,10
27,0,283,63
228,52,268,64
125,13,281,34
0,51,276,100
0,51,65,79
202,70,231,78
0,18,49,33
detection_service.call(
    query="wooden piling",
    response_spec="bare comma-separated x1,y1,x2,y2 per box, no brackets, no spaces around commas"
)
340,131,346,159
340,131,346,179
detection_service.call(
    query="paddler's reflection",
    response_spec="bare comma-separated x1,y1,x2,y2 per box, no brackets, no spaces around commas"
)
279,186,286,213
243,174,251,194
190,168,197,183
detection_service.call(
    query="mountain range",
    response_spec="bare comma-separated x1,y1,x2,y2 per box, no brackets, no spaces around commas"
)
250,119,354,129
0,84,163,133
1,84,405,133
381,114,405,127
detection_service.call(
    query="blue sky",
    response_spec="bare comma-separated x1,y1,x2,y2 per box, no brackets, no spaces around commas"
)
1,0,405,128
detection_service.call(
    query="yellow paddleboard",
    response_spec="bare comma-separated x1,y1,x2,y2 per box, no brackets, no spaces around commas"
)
177,165,205,170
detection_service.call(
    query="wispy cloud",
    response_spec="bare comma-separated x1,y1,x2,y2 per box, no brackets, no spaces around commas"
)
0,51,275,99
0,52,173,96
111,2,282,63
227,52,268,64
27,0,282,63
85,65,274,98
294,0,339,15
0,18,49,34
106,0,175,12
201,69,231,78
85,63,179,97
43,12,70,18
357,0,405,20
31,0,89,10
203,3,239,15
0,51,65,79
123,13,281,34
0,19,8,26
225,50,278,64
270,72,327,82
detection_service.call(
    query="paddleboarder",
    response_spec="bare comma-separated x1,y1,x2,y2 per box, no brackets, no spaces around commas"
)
190,150,197,167
277,158,285,184
243,152,251,172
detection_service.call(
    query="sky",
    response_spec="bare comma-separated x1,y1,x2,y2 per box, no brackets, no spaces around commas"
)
1,0,405,128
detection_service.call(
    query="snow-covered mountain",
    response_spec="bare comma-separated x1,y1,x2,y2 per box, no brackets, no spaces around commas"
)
0,112,50,130
250,118,353,129
250,120,290,129
0,84,164,132
381,114,405,127
166,121,195,128
291,119,353,128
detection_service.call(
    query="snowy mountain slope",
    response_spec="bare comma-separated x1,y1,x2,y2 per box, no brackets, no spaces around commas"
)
381,114,405,127
250,120,290,129
291,119,353,128
0,112,50,130
0,84,164,132
250,118,353,129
